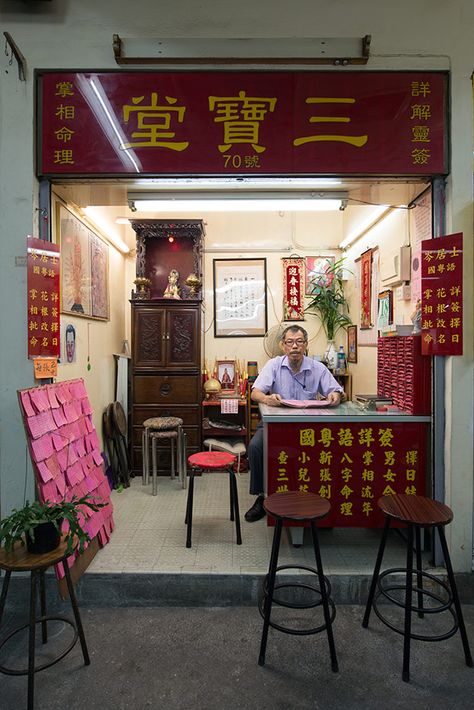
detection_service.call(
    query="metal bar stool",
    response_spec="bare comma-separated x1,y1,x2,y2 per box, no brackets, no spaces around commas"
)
362,494,473,682
185,451,241,549
0,536,89,710
141,416,185,491
258,491,338,672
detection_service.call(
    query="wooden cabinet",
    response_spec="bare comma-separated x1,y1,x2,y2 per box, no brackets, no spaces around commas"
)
131,301,202,474
132,305,200,370
247,382,260,440
202,399,248,447
129,218,204,476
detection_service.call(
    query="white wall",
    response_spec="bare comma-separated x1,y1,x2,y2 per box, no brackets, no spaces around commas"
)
0,0,472,570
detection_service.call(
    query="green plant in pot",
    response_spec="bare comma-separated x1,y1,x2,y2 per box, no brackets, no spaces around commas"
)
305,257,352,368
0,494,106,555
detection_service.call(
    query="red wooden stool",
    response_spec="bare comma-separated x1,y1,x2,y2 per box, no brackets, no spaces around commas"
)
185,451,241,549
362,494,473,682
258,491,338,672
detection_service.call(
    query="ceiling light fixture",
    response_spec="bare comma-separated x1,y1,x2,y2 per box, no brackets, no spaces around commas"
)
127,190,349,213
339,205,392,249
82,207,130,254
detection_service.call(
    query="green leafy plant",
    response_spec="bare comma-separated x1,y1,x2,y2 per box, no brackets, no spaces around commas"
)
0,494,105,555
305,257,352,340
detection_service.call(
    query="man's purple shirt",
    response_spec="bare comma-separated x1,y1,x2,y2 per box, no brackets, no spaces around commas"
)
251,355,343,401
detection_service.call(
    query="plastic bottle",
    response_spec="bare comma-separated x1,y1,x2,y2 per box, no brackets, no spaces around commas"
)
337,345,347,374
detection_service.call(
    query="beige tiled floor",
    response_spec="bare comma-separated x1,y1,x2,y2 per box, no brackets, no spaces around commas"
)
86,473,410,575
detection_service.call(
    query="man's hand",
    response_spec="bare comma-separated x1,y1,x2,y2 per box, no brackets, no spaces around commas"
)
265,393,282,407
326,391,342,407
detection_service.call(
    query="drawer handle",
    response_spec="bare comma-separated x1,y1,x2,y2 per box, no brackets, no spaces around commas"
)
160,383,171,396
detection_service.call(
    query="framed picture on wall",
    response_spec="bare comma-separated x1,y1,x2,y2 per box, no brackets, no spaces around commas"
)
305,256,335,295
213,258,267,337
377,290,393,330
347,325,358,363
56,203,110,320
217,360,236,390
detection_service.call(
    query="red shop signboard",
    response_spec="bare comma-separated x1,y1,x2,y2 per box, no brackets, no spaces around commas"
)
267,421,427,527
37,71,448,177
27,237,61,359
421,232,463,356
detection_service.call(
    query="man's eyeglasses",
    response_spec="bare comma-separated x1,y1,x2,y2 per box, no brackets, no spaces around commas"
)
283,338,306,346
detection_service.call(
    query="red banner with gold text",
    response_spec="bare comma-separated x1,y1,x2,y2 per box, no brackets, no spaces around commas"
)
27,237,61,359
421,233,463,356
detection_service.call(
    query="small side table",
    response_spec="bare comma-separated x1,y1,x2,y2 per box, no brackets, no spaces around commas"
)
0,535,90,710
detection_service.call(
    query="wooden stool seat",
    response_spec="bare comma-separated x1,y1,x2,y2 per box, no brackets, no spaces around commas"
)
378,493,453,527
0,535,90,710
264,491,331,521
185,451,241,548
363,493,472,682
258,491,338,673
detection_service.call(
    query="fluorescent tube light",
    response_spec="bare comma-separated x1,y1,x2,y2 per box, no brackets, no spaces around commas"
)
339,205,391,249
128,190,348,213
82,208,130,254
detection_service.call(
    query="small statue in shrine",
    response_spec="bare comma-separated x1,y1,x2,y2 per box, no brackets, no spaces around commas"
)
163,269,181,299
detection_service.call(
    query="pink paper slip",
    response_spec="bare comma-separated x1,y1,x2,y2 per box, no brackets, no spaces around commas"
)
280,399,331,408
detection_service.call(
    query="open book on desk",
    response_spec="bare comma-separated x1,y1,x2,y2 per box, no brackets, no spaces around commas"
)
279,399,331,408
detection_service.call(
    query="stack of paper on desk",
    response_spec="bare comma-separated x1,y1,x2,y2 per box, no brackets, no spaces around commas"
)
279,399,331,408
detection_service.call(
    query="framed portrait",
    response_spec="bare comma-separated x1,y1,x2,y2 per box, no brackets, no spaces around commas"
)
213,258,267,337
57,203,109,320
305,256,335,295
347,325,358,363
217,360,236,390
377,290,393,330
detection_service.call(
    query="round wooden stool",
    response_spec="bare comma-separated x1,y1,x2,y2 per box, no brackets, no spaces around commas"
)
258,491,338,673
0,536,89,710
141,416,184,489
185,451,241,549
362,494,473,682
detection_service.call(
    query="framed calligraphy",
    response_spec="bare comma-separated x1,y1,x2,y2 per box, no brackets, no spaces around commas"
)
56,203,109,320
282,257,305,321
360,249,373,329
347,325,358,364
213,258,267,337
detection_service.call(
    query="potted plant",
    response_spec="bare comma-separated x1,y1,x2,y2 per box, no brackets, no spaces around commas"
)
305,257,352,368
0,494,105,555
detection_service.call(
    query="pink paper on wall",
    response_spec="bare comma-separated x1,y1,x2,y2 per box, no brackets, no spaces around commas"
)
18,378,114,580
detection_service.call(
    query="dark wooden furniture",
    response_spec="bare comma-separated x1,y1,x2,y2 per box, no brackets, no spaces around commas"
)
130,219,204,475
362,494,473,682
202,398,248,445
131,301,202,474
185,451,241,549
247,382,260,440
0,536,89,710
377,335,431,415
258,491,338,672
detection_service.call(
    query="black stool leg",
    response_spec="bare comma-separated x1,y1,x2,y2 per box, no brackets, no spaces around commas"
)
437,525,473,667
229,469,242,545
311,521,338,673
39,569,48,643
363,517,391,627
402,524,414,682
415,526,424,619
185,473,195,548
0,570,12,628
258,519,283,666
27,570,38,710
62,559,90,665
229,467,235,522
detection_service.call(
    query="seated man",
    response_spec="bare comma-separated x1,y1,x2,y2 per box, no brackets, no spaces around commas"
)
245,325,344,522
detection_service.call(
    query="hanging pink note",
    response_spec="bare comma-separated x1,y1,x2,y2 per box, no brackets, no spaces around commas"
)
30,433,54,462
20,391,36,418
